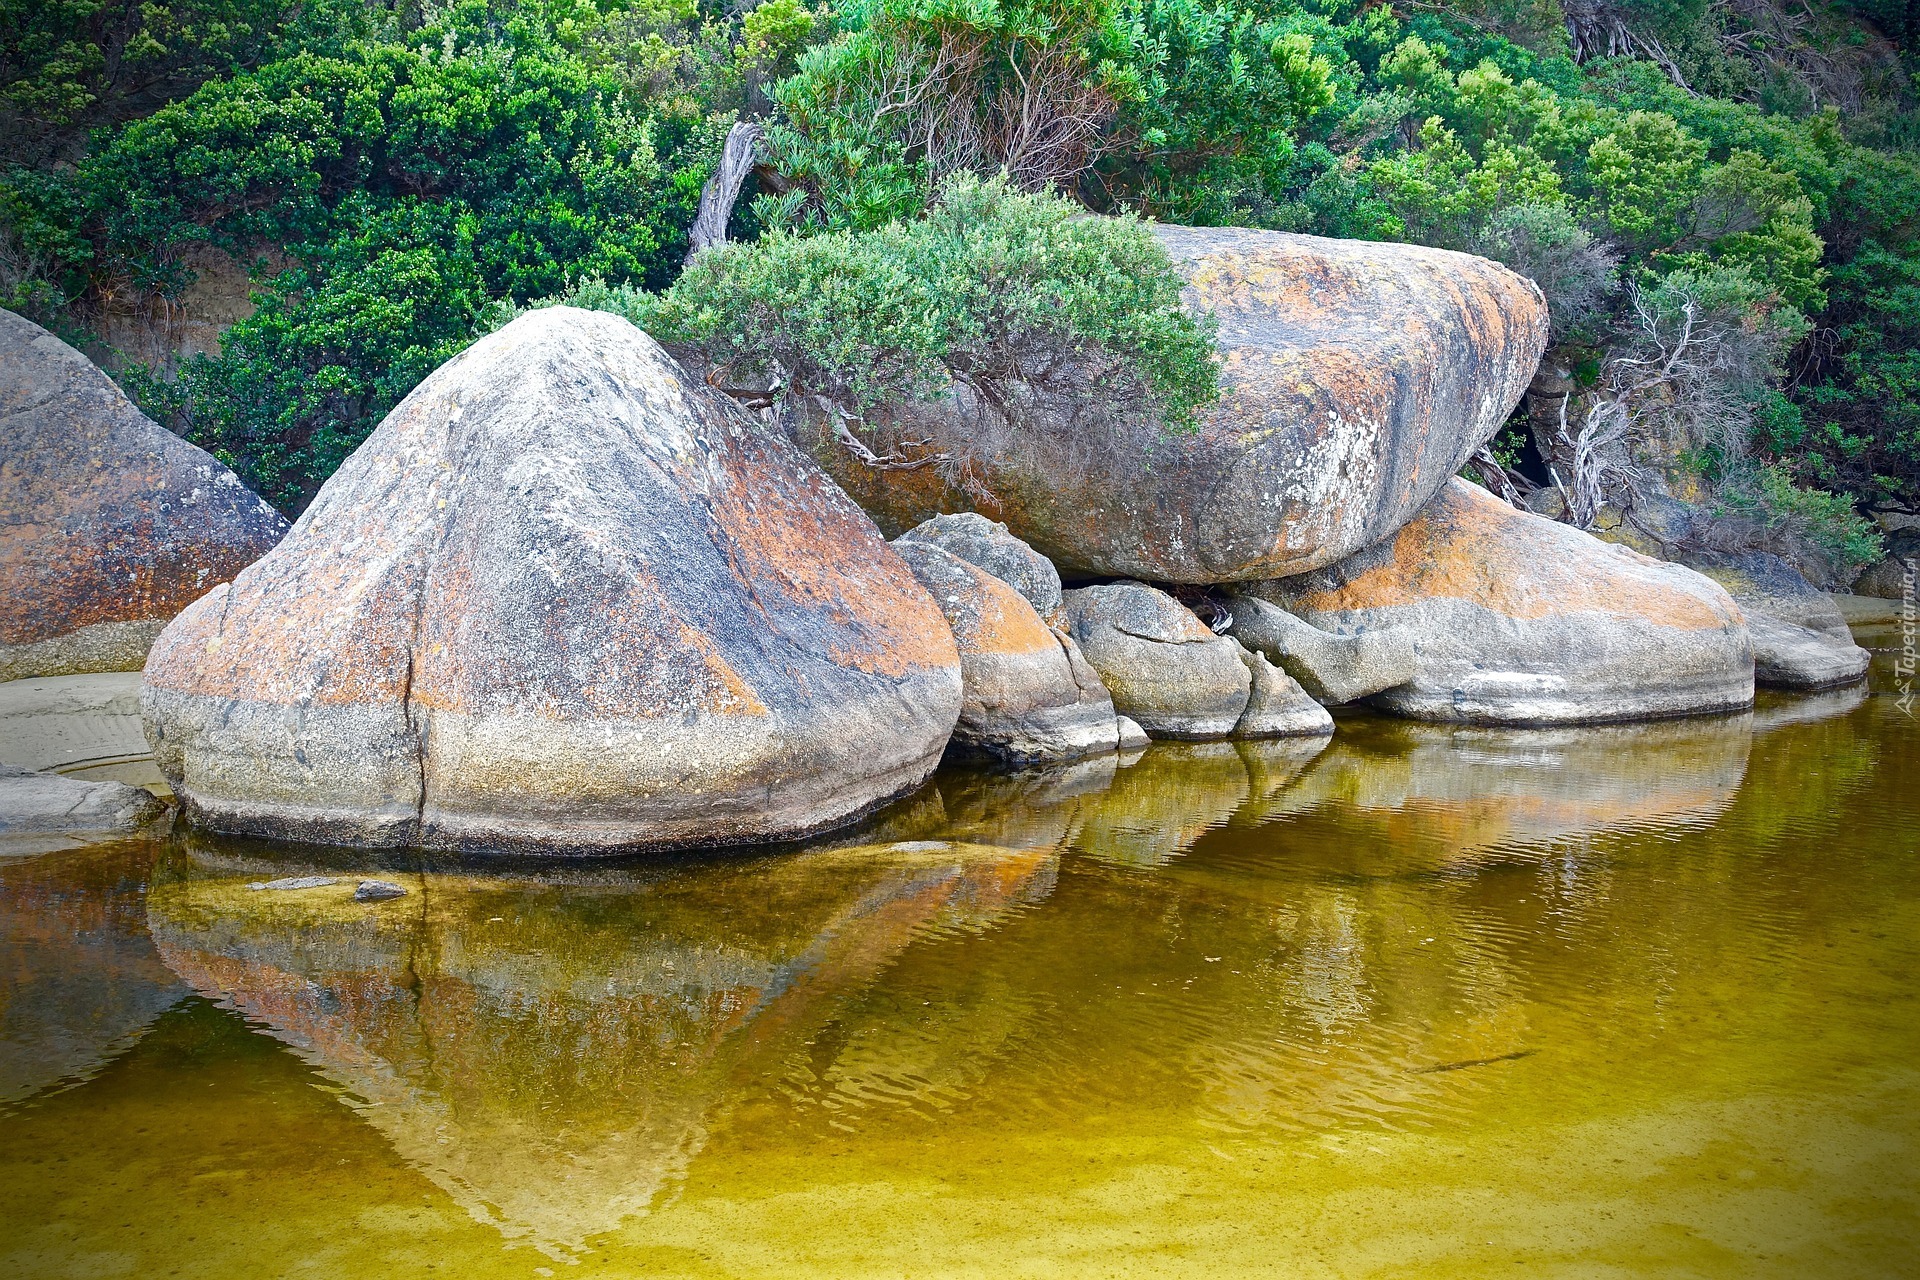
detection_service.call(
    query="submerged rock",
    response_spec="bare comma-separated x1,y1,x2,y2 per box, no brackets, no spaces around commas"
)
0,309,288,681
247,876,338,892
791,226,1547,583
1257,479,1754,725
1225,594,1417,705
142,307,962,853
896,512,1064,623
354,879,408,902
892,541,1129,762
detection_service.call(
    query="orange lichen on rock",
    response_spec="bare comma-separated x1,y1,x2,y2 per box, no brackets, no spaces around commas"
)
1255,479,1754,726
892,540,1128,762
1287,479,1741,631
787,225,1548,583
0,308,287,679
141,307,962,853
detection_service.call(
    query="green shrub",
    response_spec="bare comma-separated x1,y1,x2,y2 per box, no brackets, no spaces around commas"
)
1731,462,1887,573
764,0,1335,228
526,174,1217,437
0,0,379,163
3,0,1915,522
3,5,717,510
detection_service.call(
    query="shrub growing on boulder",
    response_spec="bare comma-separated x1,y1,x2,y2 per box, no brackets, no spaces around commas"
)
510,174,1219,484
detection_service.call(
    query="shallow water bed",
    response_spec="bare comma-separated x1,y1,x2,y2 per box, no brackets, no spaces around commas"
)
2,683,1917,1277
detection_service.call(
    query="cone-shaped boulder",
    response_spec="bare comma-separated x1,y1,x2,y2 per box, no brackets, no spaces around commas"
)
142,308,962,852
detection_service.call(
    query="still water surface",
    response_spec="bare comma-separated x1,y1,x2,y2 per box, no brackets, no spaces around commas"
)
3,670,1917,1277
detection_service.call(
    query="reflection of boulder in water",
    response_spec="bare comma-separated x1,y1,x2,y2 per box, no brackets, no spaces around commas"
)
1269,714,1754,864
904,737,1330,870
0,839,188,1105
1749,683,1869,733
144,838,1053,1254
1075,740,1329,867
935,753,1125,852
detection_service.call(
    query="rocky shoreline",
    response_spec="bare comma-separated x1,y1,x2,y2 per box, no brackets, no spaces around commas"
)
0,227,1878,853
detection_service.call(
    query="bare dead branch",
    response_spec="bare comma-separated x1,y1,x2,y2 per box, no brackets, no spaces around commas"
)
685,121,765,265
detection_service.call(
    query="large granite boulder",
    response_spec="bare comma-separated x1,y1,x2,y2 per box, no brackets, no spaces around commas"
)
892,540,1133,762
896,512,1064,622
141,307,963,853
0,309,287,681
1673,550,1868,690
787,226,1547,583
1256,479,1754,725
1061,582,1330,739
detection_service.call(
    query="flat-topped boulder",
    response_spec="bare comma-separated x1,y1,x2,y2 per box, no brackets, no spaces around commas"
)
1745,615,1871,689
142,307,962,853
1256,479,1754,725
0,309,287,681
791,226,1547,583
0,763,166,842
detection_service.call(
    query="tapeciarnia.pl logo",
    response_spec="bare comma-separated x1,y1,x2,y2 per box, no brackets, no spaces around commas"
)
1898,558,1917,719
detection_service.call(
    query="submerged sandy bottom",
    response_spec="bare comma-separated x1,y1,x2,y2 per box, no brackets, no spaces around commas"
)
1,664,1916,1277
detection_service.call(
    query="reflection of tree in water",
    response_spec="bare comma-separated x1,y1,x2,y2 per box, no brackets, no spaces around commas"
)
114,688,1904,1251
145,838,1057,1257
773,694,1897,1143
0,837,187,1107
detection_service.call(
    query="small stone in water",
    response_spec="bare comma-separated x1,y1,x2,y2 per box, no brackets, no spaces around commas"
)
355,879,408,902
247,876,337,892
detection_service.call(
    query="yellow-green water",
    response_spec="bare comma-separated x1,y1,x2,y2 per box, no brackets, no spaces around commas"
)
3,677,1917,1277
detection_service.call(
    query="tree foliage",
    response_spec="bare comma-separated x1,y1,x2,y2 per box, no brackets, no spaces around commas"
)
0,0,1914,538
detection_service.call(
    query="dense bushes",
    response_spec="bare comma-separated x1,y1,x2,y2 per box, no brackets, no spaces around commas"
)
763,0,1337,229
0,0,382,164
1,0,1915,541
509,174,1215,428
762,0,1918,533
4,3,727,507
